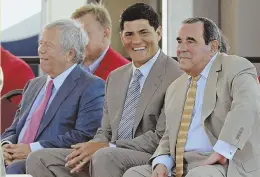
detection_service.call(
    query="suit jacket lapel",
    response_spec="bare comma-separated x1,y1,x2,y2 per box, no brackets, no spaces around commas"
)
16,77,46,133
133,52,166,135
35,65,81,139
202,53,222,123
112,65,132,140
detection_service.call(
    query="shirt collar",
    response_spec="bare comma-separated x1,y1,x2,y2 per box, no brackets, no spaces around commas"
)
46,64,77,90
88,46,109,73
188,52,218,80
132,49,160,78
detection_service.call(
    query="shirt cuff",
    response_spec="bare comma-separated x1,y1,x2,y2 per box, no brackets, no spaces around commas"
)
152,155,173,176
213,140,237,160
30,142,44,152
1,140,12,146
109,142,116,148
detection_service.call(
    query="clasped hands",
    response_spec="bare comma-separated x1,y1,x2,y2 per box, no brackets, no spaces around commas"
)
2,143,31,166
65,142,109,174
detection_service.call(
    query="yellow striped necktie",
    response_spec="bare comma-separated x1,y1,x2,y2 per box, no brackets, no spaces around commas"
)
175,76,200,177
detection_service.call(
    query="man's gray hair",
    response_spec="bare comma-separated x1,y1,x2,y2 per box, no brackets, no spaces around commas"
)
44,19,88,63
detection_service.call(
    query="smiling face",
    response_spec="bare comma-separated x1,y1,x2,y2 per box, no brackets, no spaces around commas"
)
120,19,161,68
38,27,74,78
177,22,217,76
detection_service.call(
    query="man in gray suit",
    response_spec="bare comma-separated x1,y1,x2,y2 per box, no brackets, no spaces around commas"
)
1,19,105,174
26,3,183,177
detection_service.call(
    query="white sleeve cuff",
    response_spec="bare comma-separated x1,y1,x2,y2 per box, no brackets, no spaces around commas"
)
213,140,237,160
152,155,173,176
109,142,116,148
1,140,12,146
30,142,44,152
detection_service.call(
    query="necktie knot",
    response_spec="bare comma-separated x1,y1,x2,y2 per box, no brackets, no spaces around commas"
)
191,75,201,83
133,69,143,81
47,79,54,87
46,80,54,94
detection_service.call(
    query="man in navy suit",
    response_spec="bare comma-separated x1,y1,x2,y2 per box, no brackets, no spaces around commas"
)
0,19,105,174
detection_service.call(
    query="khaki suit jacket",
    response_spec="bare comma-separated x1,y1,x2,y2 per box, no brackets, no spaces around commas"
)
152,53,260,176
92,51,183,154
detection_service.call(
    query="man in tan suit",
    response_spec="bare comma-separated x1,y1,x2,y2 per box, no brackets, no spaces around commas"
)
26,3,183,177
123,17,260,177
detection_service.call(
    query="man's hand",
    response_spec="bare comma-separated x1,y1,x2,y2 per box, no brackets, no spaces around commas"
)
4,143,31,160
2,144,13,165
201,151,228,167
65,142,109,174
152,164,168,177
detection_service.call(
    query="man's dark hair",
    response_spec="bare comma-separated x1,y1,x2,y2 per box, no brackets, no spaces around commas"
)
182,17,222,50
120,3,160,31
219,31,230,53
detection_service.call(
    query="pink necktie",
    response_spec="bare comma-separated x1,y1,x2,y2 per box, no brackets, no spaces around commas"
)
21,80,54,144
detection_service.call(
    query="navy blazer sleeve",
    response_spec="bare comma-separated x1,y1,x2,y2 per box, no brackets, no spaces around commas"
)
1,80,31,143
39,78,105,148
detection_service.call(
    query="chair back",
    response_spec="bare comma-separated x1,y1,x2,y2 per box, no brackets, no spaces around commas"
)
1,89,23,133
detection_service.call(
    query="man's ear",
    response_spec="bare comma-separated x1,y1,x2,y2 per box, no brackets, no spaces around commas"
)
103,27,111,41
67,49,76,63
119,32,124,45
156,26,162,41
209,40,219,54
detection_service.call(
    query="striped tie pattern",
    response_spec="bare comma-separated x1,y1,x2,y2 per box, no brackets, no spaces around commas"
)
175,76,200,177
117,69,143,140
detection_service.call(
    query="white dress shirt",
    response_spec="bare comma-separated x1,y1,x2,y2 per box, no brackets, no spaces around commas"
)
130,49,160,91
152,53,237,175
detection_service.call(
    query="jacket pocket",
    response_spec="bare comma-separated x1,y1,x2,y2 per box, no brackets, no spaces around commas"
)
242,155,260,173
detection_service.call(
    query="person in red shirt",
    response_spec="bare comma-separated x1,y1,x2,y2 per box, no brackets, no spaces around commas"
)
0,66,3,92
71,3,129,81
1,46,35,104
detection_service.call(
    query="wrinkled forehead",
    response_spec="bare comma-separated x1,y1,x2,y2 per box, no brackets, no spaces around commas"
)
41,27,61,37
39,27,61,46
178,22,204,40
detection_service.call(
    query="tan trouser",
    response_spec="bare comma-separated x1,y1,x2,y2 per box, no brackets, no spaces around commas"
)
123,151,227,177
26,148,90,177
26,147,152,177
